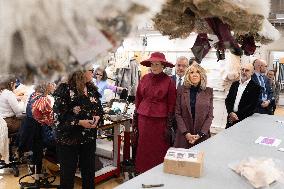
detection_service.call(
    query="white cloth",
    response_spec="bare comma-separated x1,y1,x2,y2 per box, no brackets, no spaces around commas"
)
230,157,283,188
233,78,251,112
0,116,9,163
14,84,35,112
176,75,185,89
0,89,25,118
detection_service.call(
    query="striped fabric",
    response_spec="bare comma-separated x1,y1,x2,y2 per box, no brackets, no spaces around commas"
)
32,96,53,126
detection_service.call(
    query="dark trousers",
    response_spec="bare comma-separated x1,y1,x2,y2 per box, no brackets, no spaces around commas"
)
256,106,272,115
32,121,44,174
57,141,96,189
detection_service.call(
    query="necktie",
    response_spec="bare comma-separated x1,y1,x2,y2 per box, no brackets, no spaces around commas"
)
178,77,182,88
259,75,266,99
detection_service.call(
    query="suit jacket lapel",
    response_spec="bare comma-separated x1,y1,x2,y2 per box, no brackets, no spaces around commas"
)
232,82,240,101
239,80,252,104
252,74,260,85
172,75,177,83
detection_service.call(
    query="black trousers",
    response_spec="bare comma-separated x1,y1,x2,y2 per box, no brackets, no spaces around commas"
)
57,141,96,189
32,121,44,174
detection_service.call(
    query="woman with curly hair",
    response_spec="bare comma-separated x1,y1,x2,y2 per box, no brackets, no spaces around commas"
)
174,62,213,148
53,64,103,189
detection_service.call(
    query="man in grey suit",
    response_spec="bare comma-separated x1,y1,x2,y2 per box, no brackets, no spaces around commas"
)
267,69,280,114
171,56,190,89
169,56,190,146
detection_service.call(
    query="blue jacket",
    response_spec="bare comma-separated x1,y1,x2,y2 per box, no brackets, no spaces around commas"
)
251,73,273,103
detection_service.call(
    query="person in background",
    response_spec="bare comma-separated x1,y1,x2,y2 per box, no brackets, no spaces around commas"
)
53,64,104,189
134,52,176,173
174,63,213,148
93,67,124,103
32,82,56,126
225,63,261,128
0,75,25,133
18,83,51,148
267,69,280,114
170,56,190,146
252,59,273,114
171,56,189,89
18,82,56,174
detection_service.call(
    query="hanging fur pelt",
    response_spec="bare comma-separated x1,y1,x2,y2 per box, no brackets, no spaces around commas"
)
0,0,164,83
153,0,280,43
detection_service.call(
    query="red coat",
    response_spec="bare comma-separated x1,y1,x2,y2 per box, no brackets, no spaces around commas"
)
135,72,176,173
136,72,176,117
174,86,213,148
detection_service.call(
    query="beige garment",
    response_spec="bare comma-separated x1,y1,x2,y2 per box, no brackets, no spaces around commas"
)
231,157,283,188
0,117,9,163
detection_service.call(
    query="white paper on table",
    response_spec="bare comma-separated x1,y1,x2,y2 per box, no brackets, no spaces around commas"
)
276,120,284,125
255,136,282,147
165,148,198,162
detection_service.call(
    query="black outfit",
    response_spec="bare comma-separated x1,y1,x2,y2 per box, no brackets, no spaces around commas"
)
269,80,280,115
225,80,261,128
189,86,199,121
53,82,103,189
186,86,206,138
18,92,44,173
251,73,273,114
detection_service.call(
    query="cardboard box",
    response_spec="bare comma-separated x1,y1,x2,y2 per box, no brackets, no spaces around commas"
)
163,148,204,178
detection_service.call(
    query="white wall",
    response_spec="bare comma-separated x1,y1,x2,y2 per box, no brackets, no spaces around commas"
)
259,28,284,64
124,29,284,66
123,33,197,52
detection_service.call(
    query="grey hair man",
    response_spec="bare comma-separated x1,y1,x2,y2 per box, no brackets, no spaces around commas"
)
172,56,190,89
225,63,261,128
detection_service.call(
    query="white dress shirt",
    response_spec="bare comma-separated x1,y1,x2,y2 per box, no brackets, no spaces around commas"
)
233,79,251,112
176,75,185,89
0,89,25,118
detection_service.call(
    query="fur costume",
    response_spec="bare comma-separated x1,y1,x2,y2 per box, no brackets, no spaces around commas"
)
153,0,279,43
0,0,164,83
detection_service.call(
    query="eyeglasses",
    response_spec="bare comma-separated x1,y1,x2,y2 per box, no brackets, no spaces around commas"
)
88,69,94,73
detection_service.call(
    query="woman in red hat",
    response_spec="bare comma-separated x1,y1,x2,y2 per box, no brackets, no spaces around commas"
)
134,52,176,173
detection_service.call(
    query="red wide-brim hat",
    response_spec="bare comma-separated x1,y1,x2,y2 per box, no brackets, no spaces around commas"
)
140,52,174,68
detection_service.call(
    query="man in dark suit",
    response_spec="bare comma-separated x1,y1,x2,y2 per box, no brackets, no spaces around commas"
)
267,69,280,114
251,59,273,114
225,63,261,128
171,56,190,88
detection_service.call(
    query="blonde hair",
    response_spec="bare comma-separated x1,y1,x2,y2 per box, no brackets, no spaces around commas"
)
184,63,207,90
